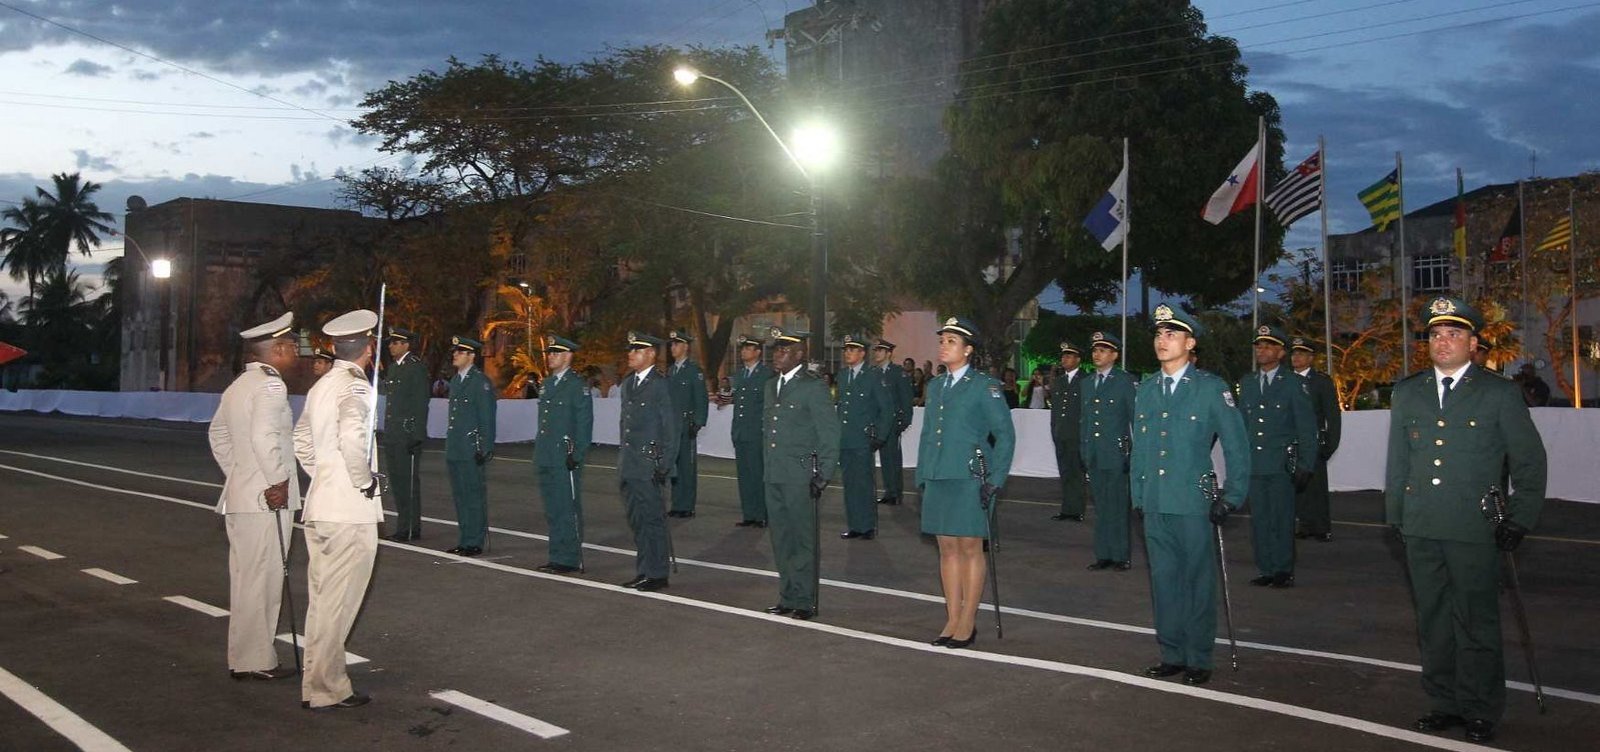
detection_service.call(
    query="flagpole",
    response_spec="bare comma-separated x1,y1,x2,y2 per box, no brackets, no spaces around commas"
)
1319,135,1333,385
1569,189,1581,408
1121,136,1130,368
1397,151,1409,373
1252,116,1264,334
1519,180,1529,363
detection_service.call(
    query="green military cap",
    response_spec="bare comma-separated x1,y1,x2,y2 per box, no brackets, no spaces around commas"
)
668,329,693,344
872,338,896,351
1422,296,1483,332
1252,324,1289,347
386,326,417,343
736,334,764,349
1476,337,1492,353
544,334,579,353
450,335,483,353
312,347,335,362
1058,340,1082,356
936,316,979,341
1089,331,1121,351
768,326,807,345
1290,336,1315,353
626,330,664,349
841,334,867,349
1151,303,1206,337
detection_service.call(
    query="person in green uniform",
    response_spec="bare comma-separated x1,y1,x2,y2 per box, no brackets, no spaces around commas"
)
534,334,593,575
444,335,496,556
1387,296,1546,744
311,347,335,378
1080,331,1137,571
666,330,709,518
1130,304,1250,686
1290,336,1342,543
1237,325,1318,588
872,339,913,506
722,335,773,528
1049,341,1087,521
836,334,895,539
381,327,430,542
917,317,1015,649
617,332,678,591
761,328,839,620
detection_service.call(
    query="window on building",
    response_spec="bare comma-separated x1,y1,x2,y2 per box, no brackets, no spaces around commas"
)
1412,254,1450,292
1331,258,1364,292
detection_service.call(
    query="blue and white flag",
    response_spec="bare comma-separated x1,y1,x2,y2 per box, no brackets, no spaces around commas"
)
1083,163,1128,251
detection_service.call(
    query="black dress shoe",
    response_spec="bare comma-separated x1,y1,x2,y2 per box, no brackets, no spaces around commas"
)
931,635,953,646
1249,575,1275,586
1412,712,1466,733
790,608,816,620
1113,560,1133,571
1464,719,1495,743
230,666,297,681
619,576,649,589
536,563,580,574
634,577,669,592
385,532,416,543
1087,559,1114,571
1051,513,1084,522
307,693,371,711
735,520,766,527
1294,531,1312,539
1143,663,1186,678
445,546,465,554
877,496,900,505
668,510,695,518
840,530,877,540
458,546,483,557
944,632,976,649
1182,668,1212,685
1270,572,1295,588
764,605,794,615
1316,533,1333,543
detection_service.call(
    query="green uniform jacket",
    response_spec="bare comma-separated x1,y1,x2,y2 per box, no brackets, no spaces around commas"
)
1131,367,1250,513
618,368,681,481
730,363,774,443
1236,370,1319,476
916,369,1016,487
836,364,894,451
762,369,840,484
380,352,431,444
1050,371,1085,444
881,364,914,435
533,370,593,468
445,367,497,461
1385,365,1547,543
668,360,710,432
1079,369,1137,471
1302,369,1342,460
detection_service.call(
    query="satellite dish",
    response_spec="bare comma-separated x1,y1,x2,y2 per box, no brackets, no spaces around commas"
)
126,195,147,211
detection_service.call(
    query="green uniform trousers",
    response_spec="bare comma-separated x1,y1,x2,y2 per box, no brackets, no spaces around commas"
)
766,482,818,610
537,465,584,569
1054,441,1086,516
1295,459,1332,537
733,439,767,523
840,447,877,533
446,459,488,549
1089,468,1132,562
877,436,904,500
671,427,698,514
1247,473,1297,577
383,440,422,537
1145,512,1218,670
1405,537,1506,722
620,478,671,579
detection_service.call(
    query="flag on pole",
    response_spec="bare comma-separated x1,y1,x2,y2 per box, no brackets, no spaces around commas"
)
0,341,26,367
1452,169,1467,262
1489,203,1521,263
1201,141,1261,225
1264,149,1322,228
1534,214,1574,253
1083,162,1128,251
1357,170,1402,231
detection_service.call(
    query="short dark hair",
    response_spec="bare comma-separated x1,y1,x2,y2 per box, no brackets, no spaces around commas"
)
333,336,369,361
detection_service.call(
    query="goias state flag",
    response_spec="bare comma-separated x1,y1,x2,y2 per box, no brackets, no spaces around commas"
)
0,341,25,367
1202,141,1262,225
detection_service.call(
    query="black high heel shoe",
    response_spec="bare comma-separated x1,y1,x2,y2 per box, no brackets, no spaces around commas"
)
945,631,977,649
931,635,953,646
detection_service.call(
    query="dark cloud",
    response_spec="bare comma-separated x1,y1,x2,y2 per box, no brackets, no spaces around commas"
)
63,58,111,76
323,126,377,149
71,149,117,171
188,131,216,139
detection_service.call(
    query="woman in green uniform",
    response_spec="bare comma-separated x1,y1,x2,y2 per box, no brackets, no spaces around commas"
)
916,317,1016,648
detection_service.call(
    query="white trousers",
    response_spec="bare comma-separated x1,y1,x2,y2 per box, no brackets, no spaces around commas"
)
301,520,378,706
225,511,293,672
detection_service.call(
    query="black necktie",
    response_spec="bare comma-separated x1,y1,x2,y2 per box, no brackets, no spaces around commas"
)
1164,376,1174,397
1441,376,1455,408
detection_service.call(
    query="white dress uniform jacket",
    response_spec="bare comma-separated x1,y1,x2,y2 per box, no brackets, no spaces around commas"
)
208,362,301,514
294,361,384,523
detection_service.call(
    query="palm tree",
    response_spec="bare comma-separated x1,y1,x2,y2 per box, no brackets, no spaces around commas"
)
36,172,115,260
20,268,98,368
481,283,555,397
1,199,57,301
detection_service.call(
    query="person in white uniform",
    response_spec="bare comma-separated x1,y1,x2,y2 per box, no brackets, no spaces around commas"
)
293,309,385,710
207,312,301,681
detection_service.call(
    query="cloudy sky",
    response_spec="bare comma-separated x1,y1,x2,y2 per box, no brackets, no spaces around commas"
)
1,0,1597,305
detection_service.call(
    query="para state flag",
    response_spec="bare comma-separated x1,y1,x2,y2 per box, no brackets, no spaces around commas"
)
1202,141,1261,225
0,342,26,367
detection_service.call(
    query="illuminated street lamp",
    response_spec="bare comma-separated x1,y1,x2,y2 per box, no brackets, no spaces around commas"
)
110,228,173,389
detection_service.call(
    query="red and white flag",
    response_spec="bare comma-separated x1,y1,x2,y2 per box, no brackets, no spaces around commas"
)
1201,141,1261,225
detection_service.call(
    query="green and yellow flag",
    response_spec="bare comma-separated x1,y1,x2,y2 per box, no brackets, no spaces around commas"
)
1359,170,1402,231
1534,214,1573,253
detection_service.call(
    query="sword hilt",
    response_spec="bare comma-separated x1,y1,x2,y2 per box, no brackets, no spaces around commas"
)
1480,484,1508,525
1198,471,1221,503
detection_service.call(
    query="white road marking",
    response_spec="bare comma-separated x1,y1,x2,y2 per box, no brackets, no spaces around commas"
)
163,595,229,618
18,545,64,560
0,532,8,539
0,450,222,488
6,457,1598,709
0,664,133,752
80,568,138,585
429,690,570,739
274,633,368,665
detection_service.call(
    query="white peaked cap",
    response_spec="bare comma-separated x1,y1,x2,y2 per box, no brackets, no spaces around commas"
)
239,312,294,340
323,309,379,338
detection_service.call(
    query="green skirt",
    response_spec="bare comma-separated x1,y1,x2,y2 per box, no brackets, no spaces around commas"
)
921,477,988,538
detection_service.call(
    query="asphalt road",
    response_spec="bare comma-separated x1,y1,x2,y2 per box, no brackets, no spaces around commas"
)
1,412,1597,751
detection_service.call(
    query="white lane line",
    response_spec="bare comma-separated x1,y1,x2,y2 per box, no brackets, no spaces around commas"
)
18,545,64,560
163,595,229,618
274,633,368,665
0,532,8,539
0,450,223,488
9,460,1594,708
429,690,570,739
0,665,133,752
80,568,138,585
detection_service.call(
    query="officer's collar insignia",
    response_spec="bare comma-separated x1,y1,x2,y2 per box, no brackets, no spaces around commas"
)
1154,305,1174,322
1221,389,1235,408
1430,298,1456,316
261,364,280,377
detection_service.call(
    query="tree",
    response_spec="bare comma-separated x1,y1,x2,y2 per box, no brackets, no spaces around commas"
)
1,199,54,301
481,283,555,396
19,268,99,385
36,172,114,261
881,0,1283,360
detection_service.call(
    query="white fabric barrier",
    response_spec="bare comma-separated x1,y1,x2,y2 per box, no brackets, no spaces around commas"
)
3,389,1595,503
